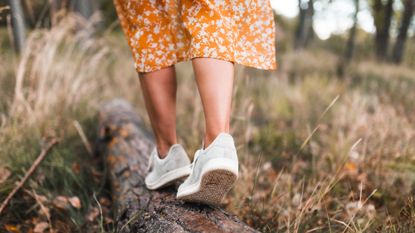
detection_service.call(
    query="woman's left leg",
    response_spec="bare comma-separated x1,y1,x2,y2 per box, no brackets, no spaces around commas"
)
139,66,178,158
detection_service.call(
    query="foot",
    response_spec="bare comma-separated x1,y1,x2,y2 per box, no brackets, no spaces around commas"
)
145,144,192,190
176,133,239,206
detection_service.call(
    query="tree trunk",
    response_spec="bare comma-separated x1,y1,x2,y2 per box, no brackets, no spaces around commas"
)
50,0,70,26
21,0,35,28
344,0,360,63
96,99,259,233
70,0,96,19
8,0,26,53
304,0,315,47
373,0,394,61
295,0,314,50
391,0,414,64
295,0,307,49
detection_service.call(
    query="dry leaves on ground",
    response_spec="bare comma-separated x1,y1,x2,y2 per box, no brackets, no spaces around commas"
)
52,195,81,210
33,222,49,233
0,167,11,184
68,196,81,209
86,207,100,222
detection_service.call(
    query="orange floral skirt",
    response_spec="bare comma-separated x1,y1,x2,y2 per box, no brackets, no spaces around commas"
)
113,0,277,73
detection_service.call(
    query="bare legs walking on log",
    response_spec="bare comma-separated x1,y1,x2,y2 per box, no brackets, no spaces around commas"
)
138,58,235,154
97,99,257,232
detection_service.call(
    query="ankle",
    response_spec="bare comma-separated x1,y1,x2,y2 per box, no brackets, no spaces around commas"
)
156,141,177,159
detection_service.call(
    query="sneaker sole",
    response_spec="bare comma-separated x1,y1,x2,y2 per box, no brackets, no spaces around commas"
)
177,158,238,205
145,165,192,190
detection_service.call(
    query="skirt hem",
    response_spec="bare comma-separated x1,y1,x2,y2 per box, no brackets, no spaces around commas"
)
135,54,277,74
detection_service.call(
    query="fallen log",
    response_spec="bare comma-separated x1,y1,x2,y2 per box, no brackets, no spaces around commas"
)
96,99,259,233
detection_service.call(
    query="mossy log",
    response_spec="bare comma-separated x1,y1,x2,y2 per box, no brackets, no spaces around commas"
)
96,99,259,233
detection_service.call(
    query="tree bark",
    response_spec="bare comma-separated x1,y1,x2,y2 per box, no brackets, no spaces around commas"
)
295,0,307,49
50,0,70,26
344,0,360,63
294,0,314,50
96,99,259,233
8,0,26,53
21,0,35,28
373,0,394,61
70,0,96,19
304,0,315,47
391,0,414,64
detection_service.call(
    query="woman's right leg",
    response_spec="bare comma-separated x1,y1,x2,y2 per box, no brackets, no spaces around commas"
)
192,58,235,148
139,65,178,158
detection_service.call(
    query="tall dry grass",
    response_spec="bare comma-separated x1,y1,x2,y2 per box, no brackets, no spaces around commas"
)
1,14,414,232
0,14,138,232
226,53,415,232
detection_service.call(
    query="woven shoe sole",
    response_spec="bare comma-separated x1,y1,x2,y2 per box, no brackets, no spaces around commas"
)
177,158,238,205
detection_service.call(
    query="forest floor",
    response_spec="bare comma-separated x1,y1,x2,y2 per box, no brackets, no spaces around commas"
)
1,16,415,232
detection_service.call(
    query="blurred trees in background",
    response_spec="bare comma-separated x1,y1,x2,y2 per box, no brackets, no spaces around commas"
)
392,0,414,63
344,0,360,64
372,0,395,61
292,0,414,65
370,0,414,63
1,0,104,53
0,0,107,28
295,0,315,49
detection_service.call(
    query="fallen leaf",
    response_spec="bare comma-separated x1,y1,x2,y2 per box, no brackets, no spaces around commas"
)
91,168,103,179
261,161,272,171
33,222,48,233
366,204,377,218
4,224,20,233
104,217,114,224
71,162,81,174
53,196,69,209
86,207,100,222
0,167,11,184
99,197,111,207
292,193,302,207
344,162,358,174
31,217,41,225
38,205,50,219
346,201,363,216
69,196,81,209
33,193,48,204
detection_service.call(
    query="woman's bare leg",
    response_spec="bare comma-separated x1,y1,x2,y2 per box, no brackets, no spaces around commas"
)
192,58,235,149
139,66,178,158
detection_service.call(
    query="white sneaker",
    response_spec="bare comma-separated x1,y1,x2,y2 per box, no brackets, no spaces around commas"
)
176,133,239,205
145,144,192,190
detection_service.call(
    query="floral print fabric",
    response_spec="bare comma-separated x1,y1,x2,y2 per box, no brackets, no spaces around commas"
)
114,0,277,73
